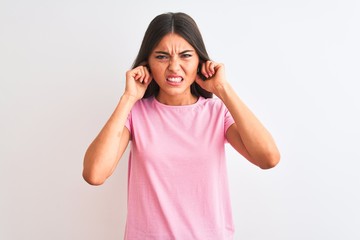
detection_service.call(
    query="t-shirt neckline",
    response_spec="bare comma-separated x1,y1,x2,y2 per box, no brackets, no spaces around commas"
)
152,96,204,109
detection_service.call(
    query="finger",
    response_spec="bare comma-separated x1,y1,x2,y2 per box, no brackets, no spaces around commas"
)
128,69,140,82
133,69,141,81
206,61,216,77
202,61,214,78
143,66,152,84
138,63,153,84
139,62,150,82
139,67,146,83
135,66,145,83
201,62,209,78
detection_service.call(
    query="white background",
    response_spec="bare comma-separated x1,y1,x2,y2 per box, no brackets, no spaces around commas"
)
1,0,359,239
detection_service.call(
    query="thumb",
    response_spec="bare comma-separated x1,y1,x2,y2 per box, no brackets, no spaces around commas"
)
195,74,211,93
195,74,206,88
144,76,153,87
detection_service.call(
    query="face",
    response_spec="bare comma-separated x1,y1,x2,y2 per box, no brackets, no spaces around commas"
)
148,33,200,104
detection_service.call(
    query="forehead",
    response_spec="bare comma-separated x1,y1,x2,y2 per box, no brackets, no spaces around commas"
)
153,33,195,52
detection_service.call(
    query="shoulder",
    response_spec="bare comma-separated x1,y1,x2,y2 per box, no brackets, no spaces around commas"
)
132,97,155,111
198,97,226,111
203,97,223,104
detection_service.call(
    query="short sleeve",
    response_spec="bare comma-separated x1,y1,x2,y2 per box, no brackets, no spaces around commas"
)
224,107,235,135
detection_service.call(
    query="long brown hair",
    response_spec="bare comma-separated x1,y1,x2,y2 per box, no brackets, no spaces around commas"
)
132,12,213,99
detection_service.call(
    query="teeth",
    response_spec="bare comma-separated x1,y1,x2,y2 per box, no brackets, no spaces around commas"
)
167,77,182,83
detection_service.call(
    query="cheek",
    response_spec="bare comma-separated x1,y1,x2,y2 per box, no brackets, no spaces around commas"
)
149,64,163,77
149,65,167,84
186,63,199,75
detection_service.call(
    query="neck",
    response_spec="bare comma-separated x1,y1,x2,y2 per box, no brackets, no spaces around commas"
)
156,92,198,106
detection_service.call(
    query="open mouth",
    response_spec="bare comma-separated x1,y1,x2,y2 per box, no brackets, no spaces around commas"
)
167,77,183,83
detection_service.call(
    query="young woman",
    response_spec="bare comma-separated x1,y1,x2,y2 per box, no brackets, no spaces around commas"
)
83,12,280,240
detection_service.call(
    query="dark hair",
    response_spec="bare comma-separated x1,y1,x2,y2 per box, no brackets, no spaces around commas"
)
132,12,213,99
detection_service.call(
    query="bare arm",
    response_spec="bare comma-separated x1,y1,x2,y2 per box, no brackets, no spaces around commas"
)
83,65,152,185
83,95,134,185
219,83,280,169
196,61,280,169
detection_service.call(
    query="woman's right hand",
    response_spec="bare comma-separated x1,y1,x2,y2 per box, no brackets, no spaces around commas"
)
124,64,152,101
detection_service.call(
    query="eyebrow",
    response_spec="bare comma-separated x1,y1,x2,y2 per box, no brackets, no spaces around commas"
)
154,50,195,55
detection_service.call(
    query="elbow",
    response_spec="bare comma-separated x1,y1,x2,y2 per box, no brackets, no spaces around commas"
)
258,149,281,170
82,169,106,186
82,152,110,186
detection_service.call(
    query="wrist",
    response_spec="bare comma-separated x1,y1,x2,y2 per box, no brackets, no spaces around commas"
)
121,93,139,105
214,82,232,100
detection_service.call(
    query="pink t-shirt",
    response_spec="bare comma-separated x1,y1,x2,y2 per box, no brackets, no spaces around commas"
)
124,96,235,240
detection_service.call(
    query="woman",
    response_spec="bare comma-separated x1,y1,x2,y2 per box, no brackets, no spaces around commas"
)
83,12,280,239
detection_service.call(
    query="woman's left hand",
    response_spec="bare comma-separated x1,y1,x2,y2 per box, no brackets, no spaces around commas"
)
195,60,228,97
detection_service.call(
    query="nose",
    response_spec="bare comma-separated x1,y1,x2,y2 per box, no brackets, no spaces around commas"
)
168,57,180,72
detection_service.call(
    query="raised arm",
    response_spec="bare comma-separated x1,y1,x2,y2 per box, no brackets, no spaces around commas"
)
195,61,280,169
83,65,152,185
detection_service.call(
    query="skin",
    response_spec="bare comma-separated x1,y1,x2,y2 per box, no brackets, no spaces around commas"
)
83,33,280,185
148,33,199,106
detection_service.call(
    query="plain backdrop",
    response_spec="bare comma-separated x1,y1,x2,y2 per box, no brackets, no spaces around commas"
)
1,0,359,239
